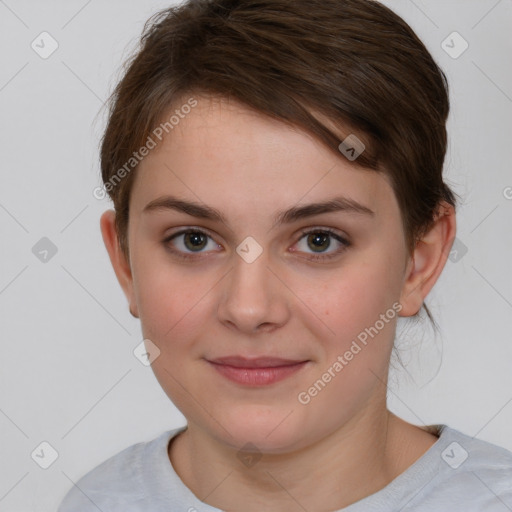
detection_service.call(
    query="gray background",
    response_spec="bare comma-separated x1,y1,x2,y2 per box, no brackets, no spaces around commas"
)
0,0,511,510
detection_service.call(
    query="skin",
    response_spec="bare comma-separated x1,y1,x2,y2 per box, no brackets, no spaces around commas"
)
100,94,456,511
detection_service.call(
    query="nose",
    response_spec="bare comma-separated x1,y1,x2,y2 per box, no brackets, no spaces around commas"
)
217,248,290,334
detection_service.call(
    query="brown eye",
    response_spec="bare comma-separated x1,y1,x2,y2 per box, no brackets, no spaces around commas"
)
164,229,222,260
183,232,208,251
306,232,331,252
294,228,350,261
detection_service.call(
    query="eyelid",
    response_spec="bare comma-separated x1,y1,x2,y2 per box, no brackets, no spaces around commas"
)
163,227,222,253
296,226,350,243
292,227,350,261
163,225,221,243
164,225,349,243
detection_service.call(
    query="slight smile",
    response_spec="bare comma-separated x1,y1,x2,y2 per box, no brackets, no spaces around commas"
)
205,356,311,386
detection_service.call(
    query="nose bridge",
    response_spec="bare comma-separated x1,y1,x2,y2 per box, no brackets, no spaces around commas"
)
217,246,287,332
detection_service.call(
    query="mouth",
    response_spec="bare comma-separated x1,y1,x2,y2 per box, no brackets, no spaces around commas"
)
205,356,310,386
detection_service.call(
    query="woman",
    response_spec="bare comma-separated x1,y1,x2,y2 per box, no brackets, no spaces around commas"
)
59,0,512,510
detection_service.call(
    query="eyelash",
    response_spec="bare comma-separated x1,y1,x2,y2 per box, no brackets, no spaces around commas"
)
163,227,351,262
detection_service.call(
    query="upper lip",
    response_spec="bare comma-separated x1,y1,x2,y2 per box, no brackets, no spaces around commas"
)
207,356,308,368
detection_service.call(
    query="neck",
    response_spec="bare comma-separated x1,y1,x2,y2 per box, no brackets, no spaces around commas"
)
168,408,438,511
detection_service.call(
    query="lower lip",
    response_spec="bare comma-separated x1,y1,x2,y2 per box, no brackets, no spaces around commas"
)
207,361,308,386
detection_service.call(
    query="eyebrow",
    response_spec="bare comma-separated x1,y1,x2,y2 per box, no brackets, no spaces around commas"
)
142,194,374,229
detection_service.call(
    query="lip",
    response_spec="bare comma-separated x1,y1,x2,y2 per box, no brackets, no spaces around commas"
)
206,356,309,386
209,356,307,368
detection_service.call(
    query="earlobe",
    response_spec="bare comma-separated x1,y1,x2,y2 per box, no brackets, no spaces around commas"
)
399,202,456,317
99,210,139,318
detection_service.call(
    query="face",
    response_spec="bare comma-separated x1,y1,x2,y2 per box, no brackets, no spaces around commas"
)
120,95,412,453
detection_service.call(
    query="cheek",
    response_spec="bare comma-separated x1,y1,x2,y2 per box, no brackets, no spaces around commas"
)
293,261,400,417
132,257,212,347
133,264,214,409
295,259,399,343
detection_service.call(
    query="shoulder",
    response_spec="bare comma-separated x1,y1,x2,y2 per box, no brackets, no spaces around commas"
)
57,428,182,512
440,425,512,476
415,425,512,511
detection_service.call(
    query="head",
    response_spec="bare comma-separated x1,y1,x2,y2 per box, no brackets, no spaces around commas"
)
99,0,457,452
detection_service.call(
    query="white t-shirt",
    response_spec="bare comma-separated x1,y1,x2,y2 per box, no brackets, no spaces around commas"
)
57,424,512,511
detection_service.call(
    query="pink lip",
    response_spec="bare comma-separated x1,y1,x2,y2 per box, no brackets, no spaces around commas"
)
206,356,309,386
209,356,306,368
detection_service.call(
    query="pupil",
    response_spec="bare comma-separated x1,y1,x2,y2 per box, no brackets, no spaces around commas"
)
308,233,330,252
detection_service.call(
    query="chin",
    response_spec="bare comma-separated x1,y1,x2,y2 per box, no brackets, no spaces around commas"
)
210,406,309,454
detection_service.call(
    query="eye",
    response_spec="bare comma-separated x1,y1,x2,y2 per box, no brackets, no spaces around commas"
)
293,228,350,261
163,227,350,262
163,229,221,260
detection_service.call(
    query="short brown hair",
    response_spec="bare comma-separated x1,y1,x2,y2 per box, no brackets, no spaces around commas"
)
100,0,456,269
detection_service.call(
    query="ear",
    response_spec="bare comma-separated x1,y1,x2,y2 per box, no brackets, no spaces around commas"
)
99,210,139,318
399,202,456,317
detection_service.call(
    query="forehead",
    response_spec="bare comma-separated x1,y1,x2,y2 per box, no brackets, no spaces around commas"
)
130,95,396,222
